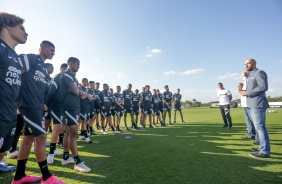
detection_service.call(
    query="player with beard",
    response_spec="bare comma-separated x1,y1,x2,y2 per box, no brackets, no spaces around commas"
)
163,85,173,125
79,78,92,143
87,81,97,135
0,12,27,173
114,86,124,133
46,63,67,164
140,85,155,128
173,88,185,123
60,57,91,172
152,89,165,126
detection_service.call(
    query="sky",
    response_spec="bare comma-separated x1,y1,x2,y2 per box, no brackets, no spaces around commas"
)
1,0,282,102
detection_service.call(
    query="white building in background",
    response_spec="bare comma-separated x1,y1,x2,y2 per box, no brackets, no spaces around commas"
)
268,102,282,108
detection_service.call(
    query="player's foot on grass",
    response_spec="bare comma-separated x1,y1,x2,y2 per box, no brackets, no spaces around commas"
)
85,137,92,144
41,175,65,184
0,164,15,172
61,157,75,165
7,150,18,159
74,162,91,173
11,174,41,184
47,154,55,164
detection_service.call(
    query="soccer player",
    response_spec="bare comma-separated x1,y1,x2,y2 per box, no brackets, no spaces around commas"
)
163,85,173,125
152,89,165,126
139,87,145,127
122,83,139,130
46,63,67,164
140,85,155,128
93,82,101,130
114,86,124,133
173,88,185,123
79,78,93,143
13,40,65,183
132,89,140,126
87,81,97,135
60,57,91,172
44,63,54,134
156,89,164,124
109,88,116,127
99,84,116,134
217,82,233,129
0,12,27,173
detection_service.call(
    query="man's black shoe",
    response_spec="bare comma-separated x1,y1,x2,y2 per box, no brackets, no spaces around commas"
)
222,125,228,128
249,152,271,158
251,148,259,152
242,136,255,140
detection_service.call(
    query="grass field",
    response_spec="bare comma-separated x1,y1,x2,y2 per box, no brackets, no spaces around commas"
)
1,108,282,184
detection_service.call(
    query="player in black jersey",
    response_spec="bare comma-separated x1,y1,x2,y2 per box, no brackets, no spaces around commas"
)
140,85,155,128
163,85,173,125
152,89,165,126
46,63,67,164
173,89,185,123
109,88,116,128
44,63,54,134
0,12,27,173
114,86,124,133
87,81,97,135
139,87,145,127
79,78,92,143
93,82,101,130
156,89,164,124
60,57,91,173
132,89,140,126
14,41,65,183
99,84,117,134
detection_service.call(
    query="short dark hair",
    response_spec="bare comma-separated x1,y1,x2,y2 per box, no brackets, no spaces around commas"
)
60,63,67,69
164,85,168,88
89,81,95,85
117,85,121,88
0,12,24,32
67,57,79,65
45,63,53,67
218,83,223,85
82,78,88,82
40,40,55,48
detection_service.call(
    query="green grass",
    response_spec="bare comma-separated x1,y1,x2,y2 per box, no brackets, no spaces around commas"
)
1,108,282,184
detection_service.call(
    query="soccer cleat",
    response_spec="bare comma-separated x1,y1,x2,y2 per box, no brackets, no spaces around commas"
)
47,154,55,164
90,131,96,135
85,137,92,144
11,174,42,183
79,136,85,140
112,130,118,134
41,175,65,184
253,141,260,145
0,164,15,172
74,162,91,173
182,121,185,124
0,158,8,166
61,157,75,165
54,149,63,156
7,150,18,159
102,131,108,135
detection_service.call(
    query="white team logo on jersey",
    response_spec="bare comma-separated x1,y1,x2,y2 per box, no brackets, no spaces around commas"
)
76,115,79,121
0,137,4,149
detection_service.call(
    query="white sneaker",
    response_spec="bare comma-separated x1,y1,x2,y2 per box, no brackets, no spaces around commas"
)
47,154,54,164
7,150,18,159
0,158,8,166
112,131,118,134
85,137,92,144
74,162,91,173
54,149,63,156
79,136,85,140
61,157,75,165
100,129,104,133
103,131,108,135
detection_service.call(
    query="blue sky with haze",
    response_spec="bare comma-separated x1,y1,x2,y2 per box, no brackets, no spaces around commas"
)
2,0,282,102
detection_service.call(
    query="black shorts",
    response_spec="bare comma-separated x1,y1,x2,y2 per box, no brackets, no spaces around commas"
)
89,110,95,119
163,103,172,112
124,105,133,114
44,110,51,120
142,107,152,115
80,108,90,120
158,104,163,112
152,109,160,116
63,109,80,126
111,109,115,116
133,106,139,115
94,104,100,114
0,122,16,152
174,104,182,111
101,109,111,117
49,108,63,124
19,107,46,137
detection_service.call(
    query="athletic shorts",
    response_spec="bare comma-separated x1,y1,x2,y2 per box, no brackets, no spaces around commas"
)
101,109,111,117
44,110,51,120
19,107,46,137
89,110,95,119
63,109,80,126
111,109,115,116
152,109,160,116
142,107,152,115
133,106,139,115
0,122,16,152
49,108,63,124
80,112,90,121
94,104,100,113
158,104,163,112
124,105,133,114
163,103,172,112
174,104,182,111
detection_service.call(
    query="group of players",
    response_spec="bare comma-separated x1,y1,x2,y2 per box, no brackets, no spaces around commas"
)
0,12,185,184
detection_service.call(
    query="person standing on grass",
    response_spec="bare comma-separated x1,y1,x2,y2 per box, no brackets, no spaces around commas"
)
60,57,91,172
109,88,116,127
156,89,164,124
172,88,185,123
87,80,97,135
217,83,233,129
0,12,27,172
152,89,165,127
132,89,141,126
140,85,155,128
46,63,68,164
114,85,124,133
239,59,270,158
93,82,101,130
163,85,173,125
13,40,65,183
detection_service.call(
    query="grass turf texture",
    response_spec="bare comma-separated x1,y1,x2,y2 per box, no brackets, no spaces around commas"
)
1,108,282,184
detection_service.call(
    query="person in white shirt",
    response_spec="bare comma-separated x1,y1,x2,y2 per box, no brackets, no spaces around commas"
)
217,83,232,129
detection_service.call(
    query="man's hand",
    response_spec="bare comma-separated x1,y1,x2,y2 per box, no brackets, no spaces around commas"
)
239,90,247,96
44,105,48,111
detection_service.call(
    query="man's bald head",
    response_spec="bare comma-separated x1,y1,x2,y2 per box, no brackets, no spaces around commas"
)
245,58,257,71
